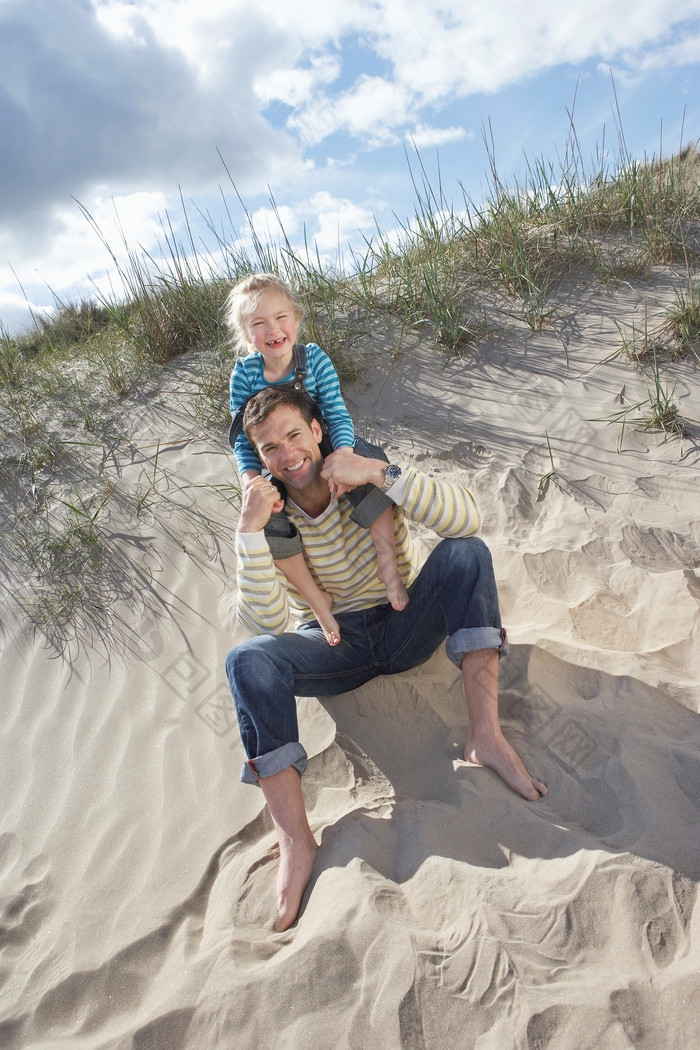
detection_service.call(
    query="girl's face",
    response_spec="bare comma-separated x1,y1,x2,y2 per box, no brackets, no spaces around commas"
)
245,289,299,372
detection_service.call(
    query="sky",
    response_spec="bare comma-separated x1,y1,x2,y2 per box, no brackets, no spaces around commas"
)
2,0,700,334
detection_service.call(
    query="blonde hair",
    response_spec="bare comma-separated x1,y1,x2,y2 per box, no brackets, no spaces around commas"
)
223,273,304,355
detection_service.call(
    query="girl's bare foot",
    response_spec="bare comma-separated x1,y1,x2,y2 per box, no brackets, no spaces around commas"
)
370,510,408,611
385,574,409,611
377,567,409,611
311,589,340,646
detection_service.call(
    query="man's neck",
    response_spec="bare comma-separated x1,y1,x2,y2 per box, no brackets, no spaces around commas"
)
287,475,332,519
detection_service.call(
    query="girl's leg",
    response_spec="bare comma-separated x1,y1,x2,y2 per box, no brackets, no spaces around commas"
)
369,506,409,611
275,552,341,646
261,479,340,646
345,438,408,612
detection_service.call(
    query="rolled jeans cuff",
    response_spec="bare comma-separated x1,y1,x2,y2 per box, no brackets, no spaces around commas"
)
240,741,308,785
446,626,508,667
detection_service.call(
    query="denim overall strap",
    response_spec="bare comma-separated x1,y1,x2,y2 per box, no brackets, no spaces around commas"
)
293,344,308,390
228,405,246,448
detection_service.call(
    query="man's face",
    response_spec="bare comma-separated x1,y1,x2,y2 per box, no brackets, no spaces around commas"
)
250,406,323,491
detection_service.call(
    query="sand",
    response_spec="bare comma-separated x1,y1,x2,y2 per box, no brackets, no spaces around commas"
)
1,266,699,1049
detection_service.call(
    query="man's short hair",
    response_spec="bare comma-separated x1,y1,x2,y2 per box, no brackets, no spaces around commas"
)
243,385,316,448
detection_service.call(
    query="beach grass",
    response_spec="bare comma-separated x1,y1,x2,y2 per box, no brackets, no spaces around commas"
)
1,121,698,632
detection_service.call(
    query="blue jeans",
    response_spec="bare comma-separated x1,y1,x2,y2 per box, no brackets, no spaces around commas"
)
225,536,507,785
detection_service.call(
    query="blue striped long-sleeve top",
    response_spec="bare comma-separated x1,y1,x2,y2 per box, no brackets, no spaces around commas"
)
229,343,356,475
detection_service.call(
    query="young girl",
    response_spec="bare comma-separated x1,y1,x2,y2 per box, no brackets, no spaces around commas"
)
225,272,408,646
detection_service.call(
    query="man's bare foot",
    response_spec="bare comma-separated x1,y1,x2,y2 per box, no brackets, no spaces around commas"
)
311,590,340,646
274,832,318,932
260,767,318,933
463,729,547,801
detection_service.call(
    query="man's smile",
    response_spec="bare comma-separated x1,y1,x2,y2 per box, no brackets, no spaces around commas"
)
251,406,325,495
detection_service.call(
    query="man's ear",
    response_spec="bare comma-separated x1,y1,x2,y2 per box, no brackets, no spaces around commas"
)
310,417,323,444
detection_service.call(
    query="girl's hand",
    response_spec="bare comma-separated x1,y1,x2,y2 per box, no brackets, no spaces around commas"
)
321,448,385,496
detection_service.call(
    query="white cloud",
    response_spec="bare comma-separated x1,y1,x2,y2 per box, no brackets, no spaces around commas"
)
289,75,411,146
254,54,342,107
94,0,258,79
231,190,380,266
617,27,700,78
0,0,303,233
407,125,470,149
363,0,700,101
0,292,54,335
306,191,376,255
0,190,172,331
3,191,168,289
249,204,301,242
281,0,700,143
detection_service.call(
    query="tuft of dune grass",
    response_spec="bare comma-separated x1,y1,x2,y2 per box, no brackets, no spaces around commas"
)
1,123,698,637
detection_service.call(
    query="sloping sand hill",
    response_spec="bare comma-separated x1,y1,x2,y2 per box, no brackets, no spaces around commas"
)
1,264,698,1049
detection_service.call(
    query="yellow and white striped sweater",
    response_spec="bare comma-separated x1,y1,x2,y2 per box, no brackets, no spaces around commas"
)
235,464,481,635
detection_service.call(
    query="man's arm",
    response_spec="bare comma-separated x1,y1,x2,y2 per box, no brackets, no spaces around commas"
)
391,464,482,536
321,449,482,538
236,477,291,635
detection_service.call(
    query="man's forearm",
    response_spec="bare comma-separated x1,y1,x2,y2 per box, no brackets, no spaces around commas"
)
235,531,290,634
392,465,482,536
320,451,481,537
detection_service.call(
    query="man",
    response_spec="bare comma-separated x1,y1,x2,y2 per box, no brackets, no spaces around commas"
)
226,385,547,932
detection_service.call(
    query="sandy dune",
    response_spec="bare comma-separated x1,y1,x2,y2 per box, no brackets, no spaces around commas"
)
1,265,698,1049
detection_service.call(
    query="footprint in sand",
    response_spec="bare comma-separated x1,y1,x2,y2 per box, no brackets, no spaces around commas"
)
631,866,697,969
0,850,54,956
683,568,700,600
619,523,700,573
610,973,700,1046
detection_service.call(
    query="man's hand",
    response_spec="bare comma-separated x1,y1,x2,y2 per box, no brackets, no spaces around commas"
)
237,476,285,533
321,448,387,498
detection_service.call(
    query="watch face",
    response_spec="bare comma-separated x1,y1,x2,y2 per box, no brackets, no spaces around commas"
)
385,464,401,487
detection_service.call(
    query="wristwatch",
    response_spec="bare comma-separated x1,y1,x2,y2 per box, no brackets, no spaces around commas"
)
382,463,402,492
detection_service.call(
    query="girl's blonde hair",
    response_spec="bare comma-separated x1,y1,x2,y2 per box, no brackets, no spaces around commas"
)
223,273,304,355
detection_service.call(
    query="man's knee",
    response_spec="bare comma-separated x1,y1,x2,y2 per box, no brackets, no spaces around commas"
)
433,535,494,576
423,536,499,615
226,635,283,695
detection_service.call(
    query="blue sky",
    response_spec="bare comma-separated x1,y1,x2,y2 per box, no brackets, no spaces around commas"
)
1,0,700,334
